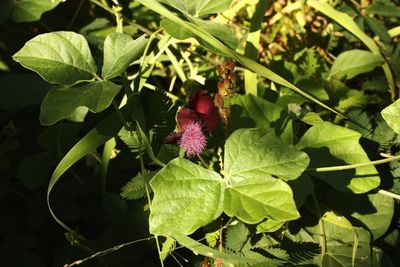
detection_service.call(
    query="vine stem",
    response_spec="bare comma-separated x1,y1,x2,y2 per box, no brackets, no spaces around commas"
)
311,192,326,265
377,189,400,200
308,154,400,172
63,236,154,267
145,183,165,267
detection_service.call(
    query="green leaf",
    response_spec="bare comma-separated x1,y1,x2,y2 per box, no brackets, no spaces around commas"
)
11,0,61,22
329,50,384,80
381,99,400,134
224,128,309,182
195,0,233,17
13,31,97,85
297,122,380,193
150,158,224,235
159,0,233,16
102,33,147,80
224,175,300,223
366,3,400,17
256,219,285,233
231,94,294,142
40,81,121,125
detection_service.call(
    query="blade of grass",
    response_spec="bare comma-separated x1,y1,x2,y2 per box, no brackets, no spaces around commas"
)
47,97,136,232
307,0,396,100
136,0,345,118
244,0,271,96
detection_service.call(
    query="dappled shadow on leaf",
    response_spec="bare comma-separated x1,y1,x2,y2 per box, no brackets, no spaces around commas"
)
305,147,356,192
279,237,320,266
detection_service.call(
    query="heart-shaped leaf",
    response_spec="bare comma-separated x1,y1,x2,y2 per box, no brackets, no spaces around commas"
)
40,81,121,125
13,31,97,85
225,128,309,182
297,122,380,193
224,176,300,223
102,33,147,80
150,158,224,235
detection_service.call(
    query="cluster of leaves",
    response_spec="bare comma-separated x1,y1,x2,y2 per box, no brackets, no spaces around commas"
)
1,0,400,266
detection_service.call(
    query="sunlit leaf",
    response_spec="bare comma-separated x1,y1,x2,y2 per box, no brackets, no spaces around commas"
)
13,31,97,85
297,122,380,193
150,158,224,235
102,33,147,80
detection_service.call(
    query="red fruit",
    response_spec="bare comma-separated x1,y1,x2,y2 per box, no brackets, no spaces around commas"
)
177,107,198,131
202,107,220,132
189,91,214,116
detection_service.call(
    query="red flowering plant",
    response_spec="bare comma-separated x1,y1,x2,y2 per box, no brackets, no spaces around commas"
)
164,91,220,157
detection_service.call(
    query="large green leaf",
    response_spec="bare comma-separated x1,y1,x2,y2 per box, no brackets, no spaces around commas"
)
13,31,97,85
102,33,147,80
381,99,400,134
224,175,300,223
224,128,309,182
11,0,61,22
150,158,224,236
329,50,384,80
40,81,121,125
297,122,380,193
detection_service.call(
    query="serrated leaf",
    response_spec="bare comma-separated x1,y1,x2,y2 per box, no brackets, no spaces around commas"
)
381,99,400,134
150,158,224,235
297,122,380,193
102,33,147,79
11,0,61,22
224,176,300,223
121,172,154,200
329,49,384,80
225,128,309,181
13,31,97,85
40,81,121,125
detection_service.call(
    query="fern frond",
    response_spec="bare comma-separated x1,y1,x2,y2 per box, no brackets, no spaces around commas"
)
118,128,144,153
120,172,154,200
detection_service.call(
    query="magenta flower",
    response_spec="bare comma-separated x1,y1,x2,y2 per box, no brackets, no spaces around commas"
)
179,122,207,157
164,90,220,157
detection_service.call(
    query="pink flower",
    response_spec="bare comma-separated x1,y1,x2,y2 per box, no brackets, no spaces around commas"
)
179,122,207,157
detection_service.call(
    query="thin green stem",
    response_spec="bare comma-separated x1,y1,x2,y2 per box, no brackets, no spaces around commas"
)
68,0,85,30
145,183,165,267
308,154,400,172
311,192,326,263
89,0,152,35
